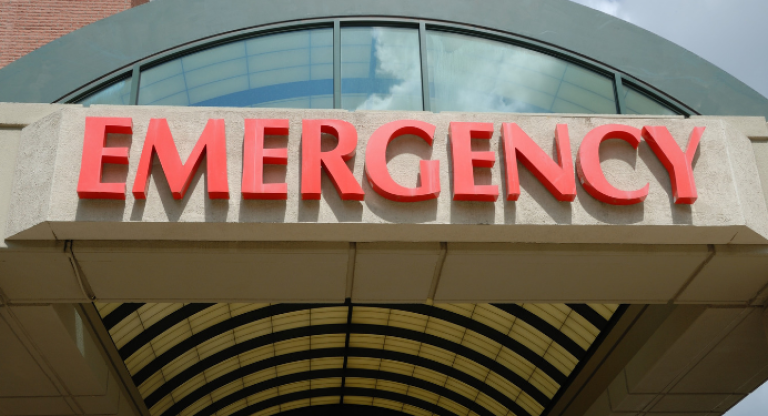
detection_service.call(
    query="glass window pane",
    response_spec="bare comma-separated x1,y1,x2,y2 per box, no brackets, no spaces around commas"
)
138,28,333,108
77,77,132,106
342,26,423,111
426,31,618,114
620,83,678,115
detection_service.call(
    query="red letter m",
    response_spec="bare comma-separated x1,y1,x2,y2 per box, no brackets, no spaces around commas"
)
133,118,229,200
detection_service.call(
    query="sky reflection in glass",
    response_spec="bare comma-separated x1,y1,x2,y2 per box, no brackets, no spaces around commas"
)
427,31,618,114
78,77,132,106
138,29,333,108
341,26,423,111
620,83,678,115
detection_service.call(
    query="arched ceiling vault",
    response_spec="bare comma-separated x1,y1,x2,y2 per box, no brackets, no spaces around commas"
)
97,302,622,416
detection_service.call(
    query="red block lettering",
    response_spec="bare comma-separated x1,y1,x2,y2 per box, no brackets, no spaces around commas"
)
301,119,365,201
132,118,229,200
642,126,704,204
576,124,649,205
242,119,289,200
365,120,440,202
450,122,498,202
77,117,132,200
502,123,576,202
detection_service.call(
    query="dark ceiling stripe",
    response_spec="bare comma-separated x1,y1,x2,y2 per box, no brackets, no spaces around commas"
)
269,404,415,416
131,303,336,384
229,387,460,416
101,303,144,330
490,303,586,358
380,303,585,361
139,324,550,409
565,304,608,331
155,347,531,416
193,369,495,416
119,303,215,359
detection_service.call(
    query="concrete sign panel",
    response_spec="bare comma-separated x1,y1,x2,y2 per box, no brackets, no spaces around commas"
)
6,106,768,244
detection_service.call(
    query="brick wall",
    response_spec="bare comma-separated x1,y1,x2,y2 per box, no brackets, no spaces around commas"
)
0,0,149,69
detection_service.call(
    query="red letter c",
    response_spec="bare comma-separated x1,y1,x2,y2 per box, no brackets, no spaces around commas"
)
576,124,649,205
365,120,440,202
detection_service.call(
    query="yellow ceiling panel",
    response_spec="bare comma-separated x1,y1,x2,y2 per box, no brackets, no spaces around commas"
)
95,302,120,317
233,317,273,343
461,330,502,359
251,405,280,416
310,334,346,349
452,356,490,382
383,336,422,355
387,310,429,332
443,377,479,400
188,304,230,333
347,357,383,370
277,380,312,395
435,303,475,318
471,305,516,334
149,394,175,416
275,360,311,377
516,392,545,416
197,332,237,360
311,396,340,405
483,372,522,399
310,378,342,389
310,307,348,325
379,360,416,376
217,397,248,416
435,396,470,415
402,403,434,416
349,333,386,349
271,310,311,332
279,398,311,411
243,386,279,404
139,303,183,328
204,356,241,381
375,380,410,395
229,303,271,317
344,396,374,405
475,392,508,416
178,395,213,416
310,357,344,370
412,366,448,387
273,337,311,356
372,397,405,411
243,368,278,387
110,312,144,349
125,343,155,375
150,321,193,356
238,344,276,367
171,372,207,401
418,344,457,366
528,369,558,399
494,347,535,379
210,379,245,402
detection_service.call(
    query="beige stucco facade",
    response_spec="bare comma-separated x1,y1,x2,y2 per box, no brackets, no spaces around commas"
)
2,103,768,416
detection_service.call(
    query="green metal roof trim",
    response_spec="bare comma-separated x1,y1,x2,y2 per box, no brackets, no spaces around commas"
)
0,0,766,116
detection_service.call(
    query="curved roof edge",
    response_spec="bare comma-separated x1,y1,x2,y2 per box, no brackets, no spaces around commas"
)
0,0,766,117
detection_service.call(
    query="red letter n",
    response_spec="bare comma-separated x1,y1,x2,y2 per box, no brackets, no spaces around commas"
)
78,117,132,200
301,119,365,201
242,119,289,200
132,118,229,200
502,123,576,202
